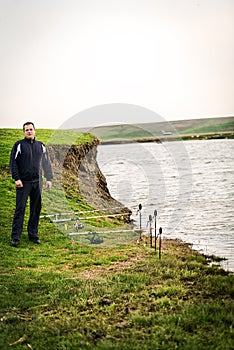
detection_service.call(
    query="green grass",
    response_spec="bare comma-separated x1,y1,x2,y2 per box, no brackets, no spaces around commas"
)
0,233,233,349
89,117,234,141
181,120,234,134
0,128,233,349
0,128,95,168
94,124,152,140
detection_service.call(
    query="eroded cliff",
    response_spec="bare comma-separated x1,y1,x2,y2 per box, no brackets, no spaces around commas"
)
47,138,131,219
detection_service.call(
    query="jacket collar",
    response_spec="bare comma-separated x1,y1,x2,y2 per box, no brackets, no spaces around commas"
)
24,137,35,143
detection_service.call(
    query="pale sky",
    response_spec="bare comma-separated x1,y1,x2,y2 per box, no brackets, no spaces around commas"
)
0,0,233,129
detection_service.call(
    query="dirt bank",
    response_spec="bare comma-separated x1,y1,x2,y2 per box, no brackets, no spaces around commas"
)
47,138,131,218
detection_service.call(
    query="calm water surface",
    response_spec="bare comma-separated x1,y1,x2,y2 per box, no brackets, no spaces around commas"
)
97,139,234,272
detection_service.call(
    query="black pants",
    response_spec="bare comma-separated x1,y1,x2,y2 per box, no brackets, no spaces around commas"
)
11,181,42,241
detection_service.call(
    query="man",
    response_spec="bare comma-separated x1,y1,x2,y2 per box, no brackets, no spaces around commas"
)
10,122,53,247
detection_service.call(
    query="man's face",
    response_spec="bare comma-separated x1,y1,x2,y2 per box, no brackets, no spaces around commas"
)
24,124,36,140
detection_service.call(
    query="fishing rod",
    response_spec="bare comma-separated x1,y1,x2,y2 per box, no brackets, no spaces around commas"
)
154,210,157,252
148,214,153,248
159,227,162,259
50,212,131,223
40,206,128,219
136,203,142,239
66,228,142,236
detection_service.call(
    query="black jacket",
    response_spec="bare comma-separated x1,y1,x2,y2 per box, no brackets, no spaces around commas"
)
10,137,53,182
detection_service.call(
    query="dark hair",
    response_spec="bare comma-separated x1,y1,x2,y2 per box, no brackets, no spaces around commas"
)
23,122,35,131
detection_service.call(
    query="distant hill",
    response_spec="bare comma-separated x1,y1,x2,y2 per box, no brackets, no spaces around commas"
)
150,116,234,135
76,116,234,142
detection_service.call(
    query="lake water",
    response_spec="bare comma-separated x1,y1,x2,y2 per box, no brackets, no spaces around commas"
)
97,139,234,272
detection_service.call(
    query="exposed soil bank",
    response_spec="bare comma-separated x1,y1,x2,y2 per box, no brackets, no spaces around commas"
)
47,138,132,219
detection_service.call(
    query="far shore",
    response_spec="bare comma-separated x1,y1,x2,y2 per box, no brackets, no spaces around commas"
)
100,131,234,145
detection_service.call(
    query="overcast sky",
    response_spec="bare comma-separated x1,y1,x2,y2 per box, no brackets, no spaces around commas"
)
0,0,233,129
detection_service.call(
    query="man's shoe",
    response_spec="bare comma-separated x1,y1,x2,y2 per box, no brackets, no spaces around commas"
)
29,238,41,244
11,240,19,247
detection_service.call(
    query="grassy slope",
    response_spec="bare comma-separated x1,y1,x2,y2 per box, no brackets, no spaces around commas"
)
90,116,234,140
0,128,233,350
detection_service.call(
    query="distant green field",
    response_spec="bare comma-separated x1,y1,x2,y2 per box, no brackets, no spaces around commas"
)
88,116,234,141
179,120,234,134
